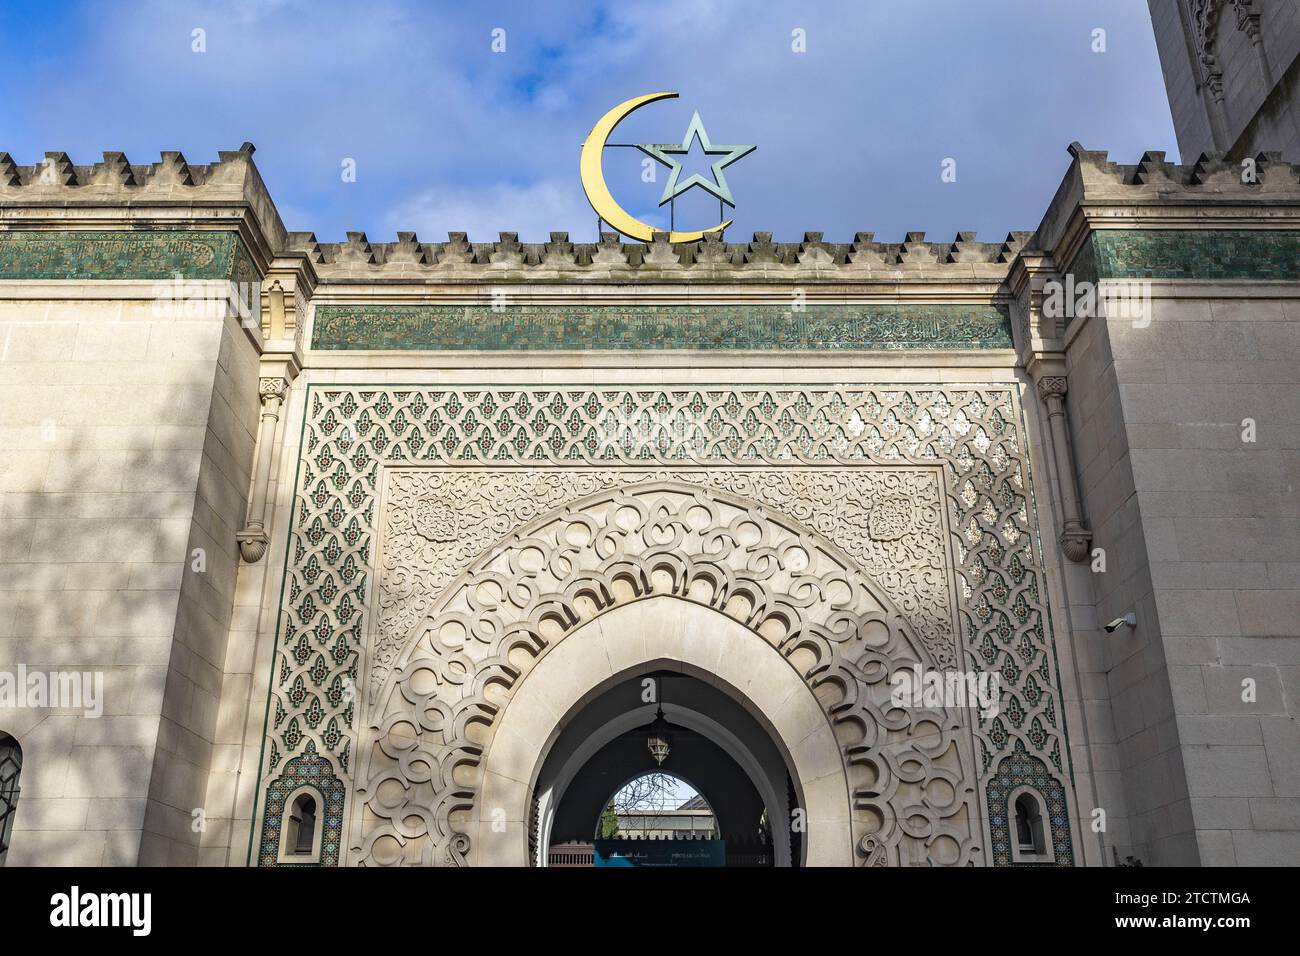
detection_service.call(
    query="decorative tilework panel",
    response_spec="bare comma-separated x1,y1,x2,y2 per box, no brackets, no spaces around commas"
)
0,229,255,280
987,740,1074,866
311,303,1014,352
1087,229,1300,281
257,742,346,867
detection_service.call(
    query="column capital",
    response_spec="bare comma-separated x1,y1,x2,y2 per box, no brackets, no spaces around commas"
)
258,376,288,404
1036,375,1068,401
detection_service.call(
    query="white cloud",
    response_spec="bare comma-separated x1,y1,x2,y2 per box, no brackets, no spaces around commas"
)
384,179,599,242
6,0,1179,242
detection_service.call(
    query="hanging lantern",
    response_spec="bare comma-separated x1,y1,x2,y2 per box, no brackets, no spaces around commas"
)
646,705,672,766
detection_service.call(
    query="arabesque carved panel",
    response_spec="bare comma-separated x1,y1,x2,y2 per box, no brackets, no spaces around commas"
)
254,385,1073,866
360,478,976,867
373,467,956,702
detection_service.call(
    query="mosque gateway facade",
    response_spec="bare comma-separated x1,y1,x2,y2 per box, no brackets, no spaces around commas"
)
1,132,1299,866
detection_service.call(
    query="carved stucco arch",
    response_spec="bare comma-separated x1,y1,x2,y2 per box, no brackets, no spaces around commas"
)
477,600,850,865
353,479,981,867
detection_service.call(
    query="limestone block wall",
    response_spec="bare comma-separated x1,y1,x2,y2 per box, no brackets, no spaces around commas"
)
1066,285,1300,865
0,290,259,864
138,305,261,864
1112,287,1300,865
202,371,303,866
1228,53,1300,161
1250,1,1300,156
1065,307,1195,865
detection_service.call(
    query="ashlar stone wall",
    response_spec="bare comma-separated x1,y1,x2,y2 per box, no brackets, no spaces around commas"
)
1090,288,1300,865
0,289,260,864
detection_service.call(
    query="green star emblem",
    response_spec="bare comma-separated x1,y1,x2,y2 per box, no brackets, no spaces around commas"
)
636,111,756,208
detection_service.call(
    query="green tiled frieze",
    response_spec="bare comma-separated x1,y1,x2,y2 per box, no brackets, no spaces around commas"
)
1070,229,1300,281
1065,233,1099,287
0,229,256,280
312,303,1014,352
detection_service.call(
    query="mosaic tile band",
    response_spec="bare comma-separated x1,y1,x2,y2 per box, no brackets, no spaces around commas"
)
1071,228,1300,282
0,229,258,281
310,303,1015,351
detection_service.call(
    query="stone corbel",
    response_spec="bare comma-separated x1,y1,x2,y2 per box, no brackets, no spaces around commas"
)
1198,53,1232,151
1036,376,1092,563
238,370,295,562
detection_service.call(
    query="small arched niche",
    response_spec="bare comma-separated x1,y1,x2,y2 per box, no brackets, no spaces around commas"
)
278,786,325,864
1009,786,1054,864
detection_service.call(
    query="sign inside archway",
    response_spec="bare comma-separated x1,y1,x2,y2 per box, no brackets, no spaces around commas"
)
595,839,725,867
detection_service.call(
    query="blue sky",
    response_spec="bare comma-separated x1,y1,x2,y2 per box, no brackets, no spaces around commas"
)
1,0,1179,243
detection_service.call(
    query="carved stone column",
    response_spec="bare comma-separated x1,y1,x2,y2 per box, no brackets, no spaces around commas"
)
1037,376,1092,562
237,377,288,562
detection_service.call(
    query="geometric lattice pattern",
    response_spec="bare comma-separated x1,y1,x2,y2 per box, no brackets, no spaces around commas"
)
256,384,1073,865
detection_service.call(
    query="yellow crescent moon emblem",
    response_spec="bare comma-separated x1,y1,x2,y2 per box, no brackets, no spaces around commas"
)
580,91,732,243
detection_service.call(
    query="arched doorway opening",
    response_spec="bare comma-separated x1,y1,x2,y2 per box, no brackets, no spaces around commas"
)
600,773,717,841
530,666,794,867
583,772,730,867
468,596,857,867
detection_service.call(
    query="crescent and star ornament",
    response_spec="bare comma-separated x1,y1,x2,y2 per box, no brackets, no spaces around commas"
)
579,91,755,243
636,111,755,208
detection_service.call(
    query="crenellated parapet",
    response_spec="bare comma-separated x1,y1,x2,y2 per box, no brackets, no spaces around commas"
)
0,145,268,197
0,145,288,266
1033,142,1300,274
5,143,1300,295
303,228,1030,282
1011,142,1300,359
10,142,1294,288
0,150,1025,284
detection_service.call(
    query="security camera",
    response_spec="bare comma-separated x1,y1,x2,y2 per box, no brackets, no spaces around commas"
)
1103,612,1137,633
